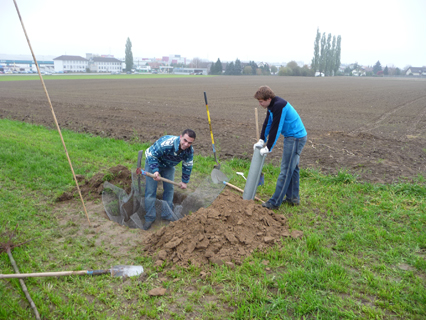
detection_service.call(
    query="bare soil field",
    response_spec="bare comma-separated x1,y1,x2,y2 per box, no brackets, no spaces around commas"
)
1,76,426,183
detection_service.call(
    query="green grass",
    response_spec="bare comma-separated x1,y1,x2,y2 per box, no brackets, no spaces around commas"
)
0,74,210,81
1,118,425,319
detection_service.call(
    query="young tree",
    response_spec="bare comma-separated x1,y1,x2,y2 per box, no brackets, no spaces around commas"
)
262,64,271,75
278,66,293,76
249,61,258,75
333,35,341,75
384,66,389,75
328,35,336,75
210,62,217,75
243,66,252,75
287,61,300,76
125,37,133,72
319,32,326,74
234,59,242,75
211,58,222,75
311,28,321,72
215,59,223,74
373,61,382,75
324,33,332,76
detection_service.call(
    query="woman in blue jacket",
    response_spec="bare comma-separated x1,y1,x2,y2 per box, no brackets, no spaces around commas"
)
253,86,307,209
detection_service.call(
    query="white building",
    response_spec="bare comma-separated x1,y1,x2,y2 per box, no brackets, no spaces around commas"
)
90,56,122,73
53,55,88,73
405,67,425,76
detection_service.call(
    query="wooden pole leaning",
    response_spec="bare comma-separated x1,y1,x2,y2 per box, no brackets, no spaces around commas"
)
12,0,91,226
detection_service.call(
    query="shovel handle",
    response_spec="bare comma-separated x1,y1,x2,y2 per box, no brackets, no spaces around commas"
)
0,269,110,279
223,182,265,203
140,169,181,187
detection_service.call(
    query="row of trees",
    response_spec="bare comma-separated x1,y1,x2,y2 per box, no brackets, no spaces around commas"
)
311,28,341,76
210,59,278,75
124,31,343,76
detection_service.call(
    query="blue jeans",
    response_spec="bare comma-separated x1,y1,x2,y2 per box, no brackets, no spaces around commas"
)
269,136,307,207
144,163,175,222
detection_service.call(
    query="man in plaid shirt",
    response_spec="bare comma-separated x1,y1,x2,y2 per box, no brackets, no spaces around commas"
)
137,129,196,230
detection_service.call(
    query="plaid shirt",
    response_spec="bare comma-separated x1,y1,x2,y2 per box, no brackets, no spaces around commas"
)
145,135,194,183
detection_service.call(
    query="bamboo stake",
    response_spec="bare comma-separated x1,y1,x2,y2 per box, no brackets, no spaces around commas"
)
7,248,41,320
12,0,91,225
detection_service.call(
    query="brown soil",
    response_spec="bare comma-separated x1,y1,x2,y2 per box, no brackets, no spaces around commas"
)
143,190,302,268
1,76,425,184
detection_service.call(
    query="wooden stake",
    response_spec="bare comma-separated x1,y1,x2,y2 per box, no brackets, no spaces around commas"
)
255,107,260,141
12,0,90,225
7,248,41,320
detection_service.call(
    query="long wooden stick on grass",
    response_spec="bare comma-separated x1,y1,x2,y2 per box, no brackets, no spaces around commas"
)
12,0,91,226
7,248,41,320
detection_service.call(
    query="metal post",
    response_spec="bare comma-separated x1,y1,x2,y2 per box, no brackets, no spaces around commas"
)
243,147,266,200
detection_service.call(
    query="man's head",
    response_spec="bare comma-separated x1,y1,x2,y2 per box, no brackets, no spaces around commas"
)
180,129,196,150
254,85,276,109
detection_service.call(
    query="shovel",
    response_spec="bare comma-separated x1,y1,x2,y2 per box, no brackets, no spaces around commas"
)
0,265,144,279
136,150,180,187
204,92,220,170
211,169,265,203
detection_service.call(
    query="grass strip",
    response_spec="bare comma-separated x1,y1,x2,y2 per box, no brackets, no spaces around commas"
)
0,118,425,319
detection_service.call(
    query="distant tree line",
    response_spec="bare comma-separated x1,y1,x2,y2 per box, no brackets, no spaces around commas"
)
278,61,314,76
311,28,341,76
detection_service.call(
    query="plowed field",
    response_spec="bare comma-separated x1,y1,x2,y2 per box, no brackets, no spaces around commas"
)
1,76,425,183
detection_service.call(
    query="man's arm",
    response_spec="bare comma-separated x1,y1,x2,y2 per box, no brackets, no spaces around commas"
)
181,151,194,184
145,139,166,173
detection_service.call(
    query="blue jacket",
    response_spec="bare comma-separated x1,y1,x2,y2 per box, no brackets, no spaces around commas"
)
260,96,307,151
145,135,194,183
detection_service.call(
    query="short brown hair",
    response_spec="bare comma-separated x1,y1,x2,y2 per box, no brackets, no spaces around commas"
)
254,85,276,100
182,129,196,139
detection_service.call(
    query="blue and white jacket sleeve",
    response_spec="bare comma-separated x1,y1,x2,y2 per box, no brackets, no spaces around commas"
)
145,139,165,173
181,150,194,183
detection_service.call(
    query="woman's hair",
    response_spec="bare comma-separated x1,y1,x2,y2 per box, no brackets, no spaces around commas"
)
254,85,276,100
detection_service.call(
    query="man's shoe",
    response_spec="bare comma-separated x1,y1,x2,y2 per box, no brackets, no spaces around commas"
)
262,201,279,210
143,220,154,230
162,214,179,222
283,199,300,206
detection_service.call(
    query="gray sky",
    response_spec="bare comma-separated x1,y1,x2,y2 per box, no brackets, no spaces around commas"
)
1,0,425,68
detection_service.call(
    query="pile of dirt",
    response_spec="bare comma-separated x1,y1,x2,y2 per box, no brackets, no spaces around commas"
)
143,190,303,267
55,165,303,267
57,165,132,201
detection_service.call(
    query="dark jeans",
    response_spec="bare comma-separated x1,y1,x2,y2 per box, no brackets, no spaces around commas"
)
269,136,307,207
144,163,175,222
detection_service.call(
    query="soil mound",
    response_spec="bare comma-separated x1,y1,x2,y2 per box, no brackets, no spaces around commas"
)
143,190,303,267
55,165,303,267
57,165,131,201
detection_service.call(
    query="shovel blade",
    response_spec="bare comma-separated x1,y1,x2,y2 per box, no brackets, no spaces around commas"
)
111,265,144,277
211,168,228,184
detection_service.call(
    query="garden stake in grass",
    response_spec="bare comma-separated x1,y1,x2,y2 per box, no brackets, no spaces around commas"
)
0,226,40,320
12,0,91,226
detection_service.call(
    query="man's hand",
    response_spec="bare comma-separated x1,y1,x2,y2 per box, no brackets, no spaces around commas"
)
136,167,142,175
253,139,264,150
260,146,270,156
153,172,161,181
179,182,187,189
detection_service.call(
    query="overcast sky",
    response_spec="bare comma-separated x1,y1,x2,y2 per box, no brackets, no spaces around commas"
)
1,0,425,68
